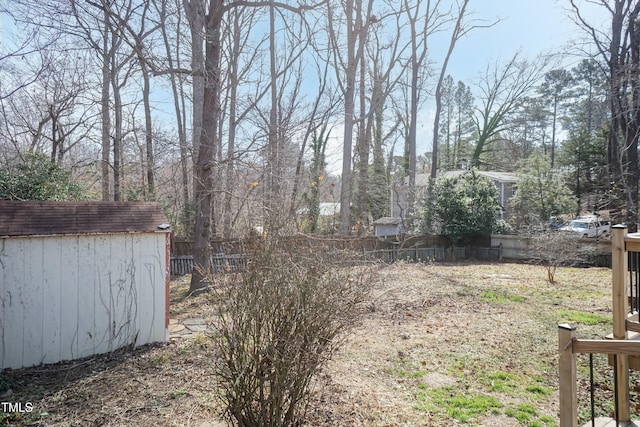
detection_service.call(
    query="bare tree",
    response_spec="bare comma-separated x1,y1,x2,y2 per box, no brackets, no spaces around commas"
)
569,0,640,230
428,0,498,179
182,0,206,159
354,8,408,231
0,5,52,101
221,5,258,237
403,0,446,190
0,49,98,171
188,0,324,292
154,0,192,226
189,0,224,293
263,1,314,234
327,0,375,235
287,40,338,227
471,53,547,168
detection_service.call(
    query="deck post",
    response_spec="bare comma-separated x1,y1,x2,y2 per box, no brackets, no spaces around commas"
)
558,324,578,427
612,224,630,421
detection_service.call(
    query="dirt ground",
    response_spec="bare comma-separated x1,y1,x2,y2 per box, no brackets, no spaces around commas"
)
0,262,622,426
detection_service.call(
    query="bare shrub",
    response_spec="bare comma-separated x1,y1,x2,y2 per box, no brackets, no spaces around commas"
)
208,242,373,427
530,231,596,283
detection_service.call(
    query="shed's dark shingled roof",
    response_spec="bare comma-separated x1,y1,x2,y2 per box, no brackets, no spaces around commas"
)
0,201,169,237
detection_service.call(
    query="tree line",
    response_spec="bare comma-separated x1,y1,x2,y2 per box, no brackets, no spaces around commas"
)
0,0,637,292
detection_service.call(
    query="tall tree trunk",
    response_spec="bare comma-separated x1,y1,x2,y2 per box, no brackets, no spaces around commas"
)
101,7,111,201
223,9,240,238
158,0,190,227
190,0,223,293
606,1,625,220
407,52,418,215
356,56,369,233
267,0,281,234
338,0,370,235
431,0,470,178
550,94,558,168
110,37,122,202
141,61,155,197
182,0,206,239
628,6,640,230
184,0,206,191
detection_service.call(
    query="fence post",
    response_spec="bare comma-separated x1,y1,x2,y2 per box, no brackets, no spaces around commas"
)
611,224,630,421
558,324,578,427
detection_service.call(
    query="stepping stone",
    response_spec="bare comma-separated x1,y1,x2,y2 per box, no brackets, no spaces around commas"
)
186,324,208,333
183,318,206,326
171,329,193,338
170,324,186,333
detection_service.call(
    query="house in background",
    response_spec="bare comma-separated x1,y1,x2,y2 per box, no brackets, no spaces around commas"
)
391,171,519,221
0,201,171,370
296,202,340,217
296,202,340,231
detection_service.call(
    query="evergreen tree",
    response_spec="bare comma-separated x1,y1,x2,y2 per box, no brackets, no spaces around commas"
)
511,153,576,226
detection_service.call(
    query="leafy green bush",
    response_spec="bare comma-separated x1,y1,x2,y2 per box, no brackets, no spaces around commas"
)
209,242,373,427
419,170,502,243
0,153,84,200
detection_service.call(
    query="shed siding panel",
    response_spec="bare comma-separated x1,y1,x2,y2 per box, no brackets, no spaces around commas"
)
59,236,79,362
131,234,143,345
157,233,170,341
137,236,153,344
77,236,96,358
0,240,5,369
110,235,128,352
129,234,143,345
3,239,25,369
111,234,137,351
42,237,62,364
22,238,44,368
93,235,113,355
137,234,167,345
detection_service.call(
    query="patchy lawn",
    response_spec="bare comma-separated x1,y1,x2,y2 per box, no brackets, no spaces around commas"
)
0,262,628,426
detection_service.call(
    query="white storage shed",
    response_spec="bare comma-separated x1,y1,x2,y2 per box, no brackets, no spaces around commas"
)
0,201,170,370
373,217,404,237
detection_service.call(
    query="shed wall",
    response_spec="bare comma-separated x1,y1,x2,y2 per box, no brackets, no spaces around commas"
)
0,232,168,370
374,224,401,237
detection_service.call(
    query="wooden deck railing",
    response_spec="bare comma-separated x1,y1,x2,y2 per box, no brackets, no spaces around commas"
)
559,225,640,426
558,325,640,426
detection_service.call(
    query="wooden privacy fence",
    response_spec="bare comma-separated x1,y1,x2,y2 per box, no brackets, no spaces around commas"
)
559,225,640,426
170,254,246,276
366,245,502,264
170,245,503,275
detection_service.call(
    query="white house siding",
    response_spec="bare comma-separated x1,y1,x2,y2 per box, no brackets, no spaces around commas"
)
0,232,168,370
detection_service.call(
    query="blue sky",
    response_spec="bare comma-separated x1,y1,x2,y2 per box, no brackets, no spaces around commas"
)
0,0,606,174
446,0,602,82
324,0,608,173
409,0,606,165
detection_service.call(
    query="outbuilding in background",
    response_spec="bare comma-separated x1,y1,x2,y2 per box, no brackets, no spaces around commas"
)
373,217,404,237
0,201,170,370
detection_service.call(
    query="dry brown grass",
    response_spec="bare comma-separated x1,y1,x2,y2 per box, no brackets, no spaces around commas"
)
0,262,627,426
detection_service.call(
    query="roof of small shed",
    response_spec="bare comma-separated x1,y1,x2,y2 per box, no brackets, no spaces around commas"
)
0,201,170,237
373,217,402,226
